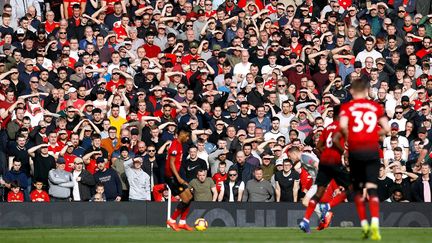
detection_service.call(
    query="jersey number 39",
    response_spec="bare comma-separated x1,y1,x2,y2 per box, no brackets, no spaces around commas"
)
352,111,377,133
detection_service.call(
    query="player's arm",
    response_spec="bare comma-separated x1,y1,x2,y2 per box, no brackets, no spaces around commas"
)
332,131,345,153
339,115,349,139
378,116,390,136
316,140,325,153
275,181,281,202
293,180,300,203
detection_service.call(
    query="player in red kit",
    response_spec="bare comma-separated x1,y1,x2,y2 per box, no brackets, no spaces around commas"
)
338,78,390,240
299,105,351,233
165,128,194,231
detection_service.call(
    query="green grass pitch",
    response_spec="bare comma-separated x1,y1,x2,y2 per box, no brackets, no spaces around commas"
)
0,227,430,243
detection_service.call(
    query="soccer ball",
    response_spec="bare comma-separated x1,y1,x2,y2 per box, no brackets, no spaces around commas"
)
194,218,208,231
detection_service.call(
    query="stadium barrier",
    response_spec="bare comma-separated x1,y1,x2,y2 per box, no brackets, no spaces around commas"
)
0,202,431,228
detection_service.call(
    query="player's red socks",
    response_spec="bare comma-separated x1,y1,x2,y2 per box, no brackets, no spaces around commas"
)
354,194,367,221
329,192,347,208
303,199,317,221
171,208,182,221
180,205,190,220
368,195,380,219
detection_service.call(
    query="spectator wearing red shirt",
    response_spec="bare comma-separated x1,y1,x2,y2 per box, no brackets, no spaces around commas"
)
63,148,78,172
264,0,278,14
102,0,126,15
63,0,86,19
212,161,228,193
112,14,129,41
47,132,63,158
290,31,303,57
106,69,126,92
30,181,50,202
0,88,16,111
7,182,24,202
152,184,178,202
142,32,161,58
181,42,201,65
43,11,60,34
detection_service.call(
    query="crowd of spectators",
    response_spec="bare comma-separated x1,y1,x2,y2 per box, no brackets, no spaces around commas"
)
0,0,431,203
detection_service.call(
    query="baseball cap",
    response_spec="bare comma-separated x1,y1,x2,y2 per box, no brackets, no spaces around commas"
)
213,44,221,51
354,61,362,68
401,96,410,102
262,153,274,159
74,62,84,68
57,157,66,164
228,105,239,113
58,129,68,134
275,158,284,166
96,88,106,95
289,53,298,59
328,11,338,18
190,42,199,49
16,28,25,35
291,30,299,37
2,43,12,50
120,61,128,67
218,51,227,58
376,58,386,65
236,129,247,136
304,29,312,35
96,157,105,164
291,117,300,123
418,127,427,134
391,122,399,130
68,87,77,93
121,137,131,144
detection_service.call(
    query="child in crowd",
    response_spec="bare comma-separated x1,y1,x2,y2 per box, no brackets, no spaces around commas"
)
7,182,24,203
91,183,106,202
30,181,50,202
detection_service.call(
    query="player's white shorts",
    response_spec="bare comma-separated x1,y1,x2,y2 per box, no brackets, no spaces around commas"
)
305,185,318,199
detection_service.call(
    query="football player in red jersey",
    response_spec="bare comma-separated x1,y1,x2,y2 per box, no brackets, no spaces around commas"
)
165,128,194,231
299,105,351,233
337,78,390,240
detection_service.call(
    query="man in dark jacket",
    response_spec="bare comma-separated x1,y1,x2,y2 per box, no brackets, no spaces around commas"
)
71,158,95,201
230,151,255,183
94,157,122,201
0,158,29,200
411,163,432,202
